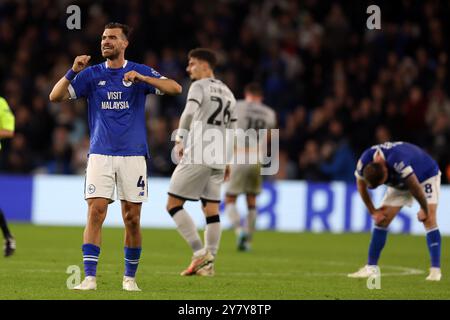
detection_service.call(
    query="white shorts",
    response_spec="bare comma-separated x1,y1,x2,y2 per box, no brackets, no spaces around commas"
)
168,164,224,202
381,173,441,207
226,164,262,196
85,154,148,203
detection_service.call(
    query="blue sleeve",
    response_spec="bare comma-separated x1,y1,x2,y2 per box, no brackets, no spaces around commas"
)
386,151,414,179
68,68,92,99
139,65,164,95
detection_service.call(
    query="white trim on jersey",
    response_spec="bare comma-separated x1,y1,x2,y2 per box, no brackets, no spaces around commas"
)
68,84,77,99
105,60,128,69
154,76,167,95
354,170,363,180
373,147,385,161
399,165,414,178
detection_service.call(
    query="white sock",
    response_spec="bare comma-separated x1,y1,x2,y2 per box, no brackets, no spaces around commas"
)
204,215,221,256
225,203,241,235
171,208,203,252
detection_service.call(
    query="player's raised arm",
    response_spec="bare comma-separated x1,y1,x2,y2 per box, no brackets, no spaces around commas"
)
123,71,182,95
405,173,429,219
49,55,91,102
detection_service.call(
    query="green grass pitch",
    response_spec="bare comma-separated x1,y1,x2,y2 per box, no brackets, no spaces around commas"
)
0,224,449,300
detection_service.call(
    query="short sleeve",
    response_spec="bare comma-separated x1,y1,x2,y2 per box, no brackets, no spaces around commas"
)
387,153,414,179
68,68,92,99
140,65,165,95
187,82,203,106
0,97,15,132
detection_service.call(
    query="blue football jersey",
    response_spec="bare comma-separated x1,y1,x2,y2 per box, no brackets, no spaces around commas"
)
355,142,439,189
68,60,164,157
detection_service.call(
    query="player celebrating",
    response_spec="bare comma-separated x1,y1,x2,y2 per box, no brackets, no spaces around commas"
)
166,48,236,276
224,83,276,251
0,95,16,257
49,23,181,290
348,142,442,281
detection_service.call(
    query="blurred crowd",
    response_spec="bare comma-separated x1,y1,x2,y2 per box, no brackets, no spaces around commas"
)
1,0,450,183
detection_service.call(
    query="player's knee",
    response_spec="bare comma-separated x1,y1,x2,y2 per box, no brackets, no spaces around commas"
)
166,201,177,213
123,212,140,228
225,195,236,204
166,196,184,213
167,205,183,217
88,207,107,225
88,201,107,222
202,203,219,216
421,206,437,229
246,195,256,208
375,218,392,228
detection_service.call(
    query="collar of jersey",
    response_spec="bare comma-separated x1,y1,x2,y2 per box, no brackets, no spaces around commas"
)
104,60,128,70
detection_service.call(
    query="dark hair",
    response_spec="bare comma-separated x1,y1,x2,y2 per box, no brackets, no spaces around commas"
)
104,22,132,40
188,48,217,69
244,82,263,96
363,162,385,187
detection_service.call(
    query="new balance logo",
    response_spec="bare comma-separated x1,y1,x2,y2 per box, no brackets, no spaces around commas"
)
98,80,106,86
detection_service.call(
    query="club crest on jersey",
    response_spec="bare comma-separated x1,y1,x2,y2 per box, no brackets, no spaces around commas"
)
122,80,132,87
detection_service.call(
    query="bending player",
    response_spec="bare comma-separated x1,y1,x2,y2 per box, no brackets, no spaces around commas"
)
224,83,276,251
166,48,236,276
348,141,442,281
49,22,181,290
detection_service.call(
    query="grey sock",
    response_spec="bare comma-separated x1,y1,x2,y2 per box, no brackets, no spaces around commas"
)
225,203,241,234
172,209,203,252
246,207,257,241
204,215,221,256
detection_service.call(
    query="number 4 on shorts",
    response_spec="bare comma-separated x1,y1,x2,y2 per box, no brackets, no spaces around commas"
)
137,176,145,190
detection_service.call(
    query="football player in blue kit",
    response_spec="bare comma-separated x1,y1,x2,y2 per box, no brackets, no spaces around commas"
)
348,142,442,281
49,22,182,290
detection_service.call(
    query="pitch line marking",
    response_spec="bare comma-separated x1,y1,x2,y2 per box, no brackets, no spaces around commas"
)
308,260,425,277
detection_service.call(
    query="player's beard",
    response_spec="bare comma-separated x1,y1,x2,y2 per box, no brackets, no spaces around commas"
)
102,48,120,60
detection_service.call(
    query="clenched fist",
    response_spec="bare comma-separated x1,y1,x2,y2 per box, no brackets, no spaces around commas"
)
123,71,144,83
72,55,91,73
